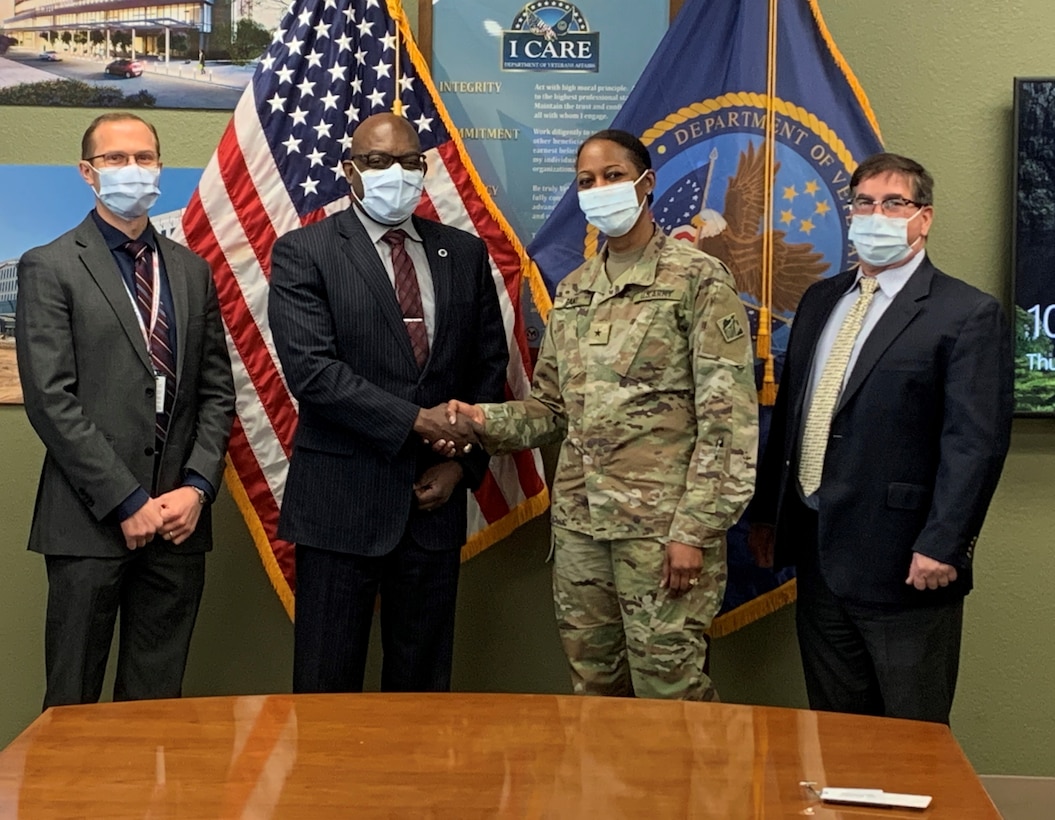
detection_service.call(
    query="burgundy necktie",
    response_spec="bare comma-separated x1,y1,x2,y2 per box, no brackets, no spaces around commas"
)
123,239,177,441
382,229,429,369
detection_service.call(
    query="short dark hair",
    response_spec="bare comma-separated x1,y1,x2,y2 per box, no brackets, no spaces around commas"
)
851,152,933,205
577,129,652,175
81,113,161,160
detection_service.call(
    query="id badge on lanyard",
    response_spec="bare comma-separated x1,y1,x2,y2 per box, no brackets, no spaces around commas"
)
121,248,167,415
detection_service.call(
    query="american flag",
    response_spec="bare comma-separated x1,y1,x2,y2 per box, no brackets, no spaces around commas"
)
179,0,548,615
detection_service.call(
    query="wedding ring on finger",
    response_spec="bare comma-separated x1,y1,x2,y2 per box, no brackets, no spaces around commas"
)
688,577,699,586
462,444,473,454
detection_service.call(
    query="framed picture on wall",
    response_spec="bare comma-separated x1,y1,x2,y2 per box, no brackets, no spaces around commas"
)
1012,77,1055,416
0,165,204,404
0,1,270,110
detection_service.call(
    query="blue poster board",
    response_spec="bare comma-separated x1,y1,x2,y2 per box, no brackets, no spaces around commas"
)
431,0,669,242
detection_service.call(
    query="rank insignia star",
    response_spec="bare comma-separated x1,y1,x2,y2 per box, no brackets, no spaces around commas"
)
589,322,611,345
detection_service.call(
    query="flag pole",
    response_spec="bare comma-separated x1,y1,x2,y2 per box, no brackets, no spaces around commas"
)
757,0,779,406
391,1,404,115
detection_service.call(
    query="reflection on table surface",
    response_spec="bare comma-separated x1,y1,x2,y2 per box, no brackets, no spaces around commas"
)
0,693,998,818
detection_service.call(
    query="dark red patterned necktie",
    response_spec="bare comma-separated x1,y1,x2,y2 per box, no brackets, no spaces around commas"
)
382,229,429,369
123,239,176,441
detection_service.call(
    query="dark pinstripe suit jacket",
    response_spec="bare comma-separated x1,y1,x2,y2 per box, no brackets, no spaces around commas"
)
268,207,508,556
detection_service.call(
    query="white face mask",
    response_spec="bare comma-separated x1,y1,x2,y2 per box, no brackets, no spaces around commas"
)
577,170,649,237
848,208,925,267
351,163,424,225
89,163,160,220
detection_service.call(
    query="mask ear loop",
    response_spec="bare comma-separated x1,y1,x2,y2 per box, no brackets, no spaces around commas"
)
80,162,100,187
635,168,656,206
623,169,655,231
346,161,368,209
906,204,928,249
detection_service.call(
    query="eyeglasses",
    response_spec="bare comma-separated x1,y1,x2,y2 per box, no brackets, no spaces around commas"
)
84,151,160,168
348,152,426,171
849,195,925,215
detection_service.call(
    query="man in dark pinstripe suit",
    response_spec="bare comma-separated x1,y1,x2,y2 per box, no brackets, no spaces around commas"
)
268,114,508,693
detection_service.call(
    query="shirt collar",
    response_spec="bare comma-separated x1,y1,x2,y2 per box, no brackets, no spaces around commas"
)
851,250,925,299
580,225,665,294
352,204,423,245
90,209,157,253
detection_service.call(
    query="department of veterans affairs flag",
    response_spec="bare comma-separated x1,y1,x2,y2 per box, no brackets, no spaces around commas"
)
180,0,548,616
527,0,883,635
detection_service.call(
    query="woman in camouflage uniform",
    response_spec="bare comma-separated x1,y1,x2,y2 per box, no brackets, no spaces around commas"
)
447,130,758,700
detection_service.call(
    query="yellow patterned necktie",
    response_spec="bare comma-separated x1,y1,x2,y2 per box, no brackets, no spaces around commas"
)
798,276,880,496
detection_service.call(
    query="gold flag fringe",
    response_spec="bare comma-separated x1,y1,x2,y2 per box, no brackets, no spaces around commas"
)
805,0,884,145
224,459,296,620
708,578,797,638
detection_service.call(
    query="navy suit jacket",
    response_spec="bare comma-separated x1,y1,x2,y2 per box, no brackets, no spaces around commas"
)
268,208,508,556
751,256,1013,606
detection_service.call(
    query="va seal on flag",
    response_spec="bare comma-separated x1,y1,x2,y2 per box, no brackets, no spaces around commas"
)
502,2,599,72
636,93,863,377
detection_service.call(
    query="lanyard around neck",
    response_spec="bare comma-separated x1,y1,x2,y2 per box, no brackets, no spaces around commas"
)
121,246,162,353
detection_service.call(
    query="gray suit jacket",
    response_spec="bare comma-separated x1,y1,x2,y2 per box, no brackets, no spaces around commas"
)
16,213,235,557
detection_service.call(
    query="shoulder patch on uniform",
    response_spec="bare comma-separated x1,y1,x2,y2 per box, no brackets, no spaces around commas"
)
719,313,745,343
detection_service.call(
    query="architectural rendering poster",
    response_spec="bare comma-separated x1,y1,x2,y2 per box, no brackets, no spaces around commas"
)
431,0,668,242
0,165,203,403
0,0,282,109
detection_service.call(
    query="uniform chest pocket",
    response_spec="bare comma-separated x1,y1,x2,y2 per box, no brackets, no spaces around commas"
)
551,295,593,391
608,295,685,380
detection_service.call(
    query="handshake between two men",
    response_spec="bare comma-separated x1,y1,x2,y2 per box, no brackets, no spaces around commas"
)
409,400,487,512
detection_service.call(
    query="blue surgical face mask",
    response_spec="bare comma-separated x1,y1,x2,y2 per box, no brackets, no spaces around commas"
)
352,163,424,225
89,163,161,220
577,170,649,238
848,208,924,267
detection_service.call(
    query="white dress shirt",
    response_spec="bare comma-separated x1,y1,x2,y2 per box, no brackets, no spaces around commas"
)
353,206,437,345
798,251,926,506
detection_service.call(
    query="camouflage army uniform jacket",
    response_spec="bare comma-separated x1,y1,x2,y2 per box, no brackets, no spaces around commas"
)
481,229,758,548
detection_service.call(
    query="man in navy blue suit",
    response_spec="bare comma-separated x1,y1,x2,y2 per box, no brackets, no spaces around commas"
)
268,113,507,693
749,153,1013,724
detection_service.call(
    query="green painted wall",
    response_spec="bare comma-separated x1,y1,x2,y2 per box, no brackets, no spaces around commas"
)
0,0,1052,776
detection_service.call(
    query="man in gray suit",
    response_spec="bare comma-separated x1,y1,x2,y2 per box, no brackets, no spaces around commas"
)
17,113,235,708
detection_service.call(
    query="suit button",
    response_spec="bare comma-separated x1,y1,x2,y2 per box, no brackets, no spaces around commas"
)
144,446,154,456
145,387,154,397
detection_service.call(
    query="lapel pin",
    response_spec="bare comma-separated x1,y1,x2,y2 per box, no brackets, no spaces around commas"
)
438,248,449,257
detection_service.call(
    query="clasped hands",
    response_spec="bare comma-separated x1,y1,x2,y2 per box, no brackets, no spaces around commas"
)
119,487,204,550
413,400,485,458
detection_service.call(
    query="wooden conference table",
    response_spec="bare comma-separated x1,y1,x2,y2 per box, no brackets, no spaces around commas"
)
0,693,998,818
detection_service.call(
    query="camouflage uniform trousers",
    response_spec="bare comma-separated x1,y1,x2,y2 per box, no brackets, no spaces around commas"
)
552,525,727,700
